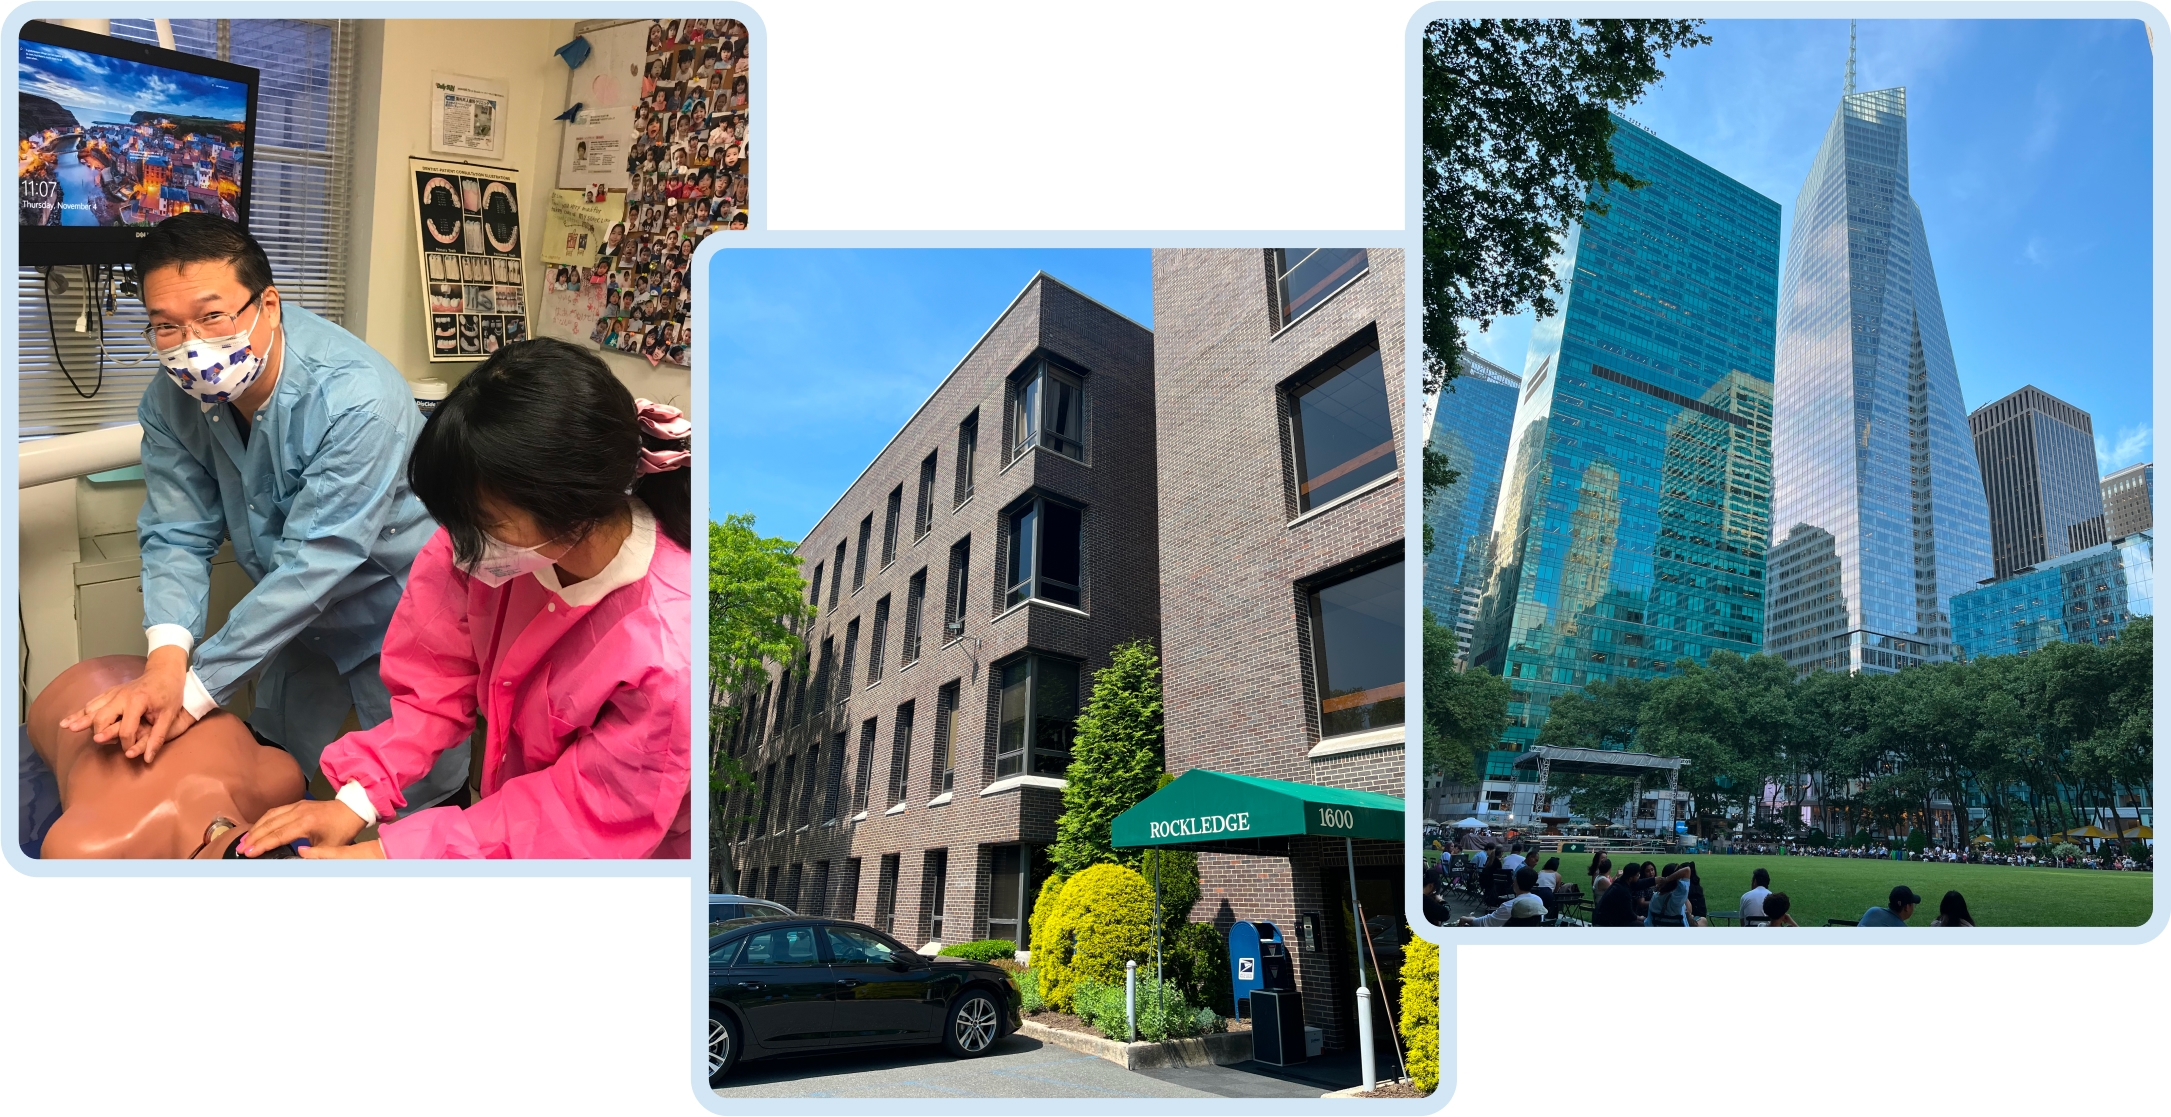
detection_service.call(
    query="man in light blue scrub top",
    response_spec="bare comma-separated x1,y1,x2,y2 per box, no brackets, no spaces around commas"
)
62,214,467,815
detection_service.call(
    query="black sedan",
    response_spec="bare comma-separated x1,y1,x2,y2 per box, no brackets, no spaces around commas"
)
706,916,1022,1085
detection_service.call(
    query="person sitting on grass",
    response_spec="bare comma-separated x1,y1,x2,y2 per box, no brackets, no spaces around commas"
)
1760,892,1799,927
1930,891,1975,927
1460,866,1547,926
1742,867,1774,923
1858,885,1924,927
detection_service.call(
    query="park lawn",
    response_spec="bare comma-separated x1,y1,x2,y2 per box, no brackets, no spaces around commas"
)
1646,853,2152,928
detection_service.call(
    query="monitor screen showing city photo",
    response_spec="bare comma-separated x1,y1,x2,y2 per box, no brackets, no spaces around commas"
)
19,39,249,228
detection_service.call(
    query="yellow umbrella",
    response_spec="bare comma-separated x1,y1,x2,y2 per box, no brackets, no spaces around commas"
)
2017,835,2042,844
2060,826,2112,840
2120,826,2153,839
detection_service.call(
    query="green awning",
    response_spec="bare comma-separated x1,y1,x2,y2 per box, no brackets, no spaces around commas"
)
1111,769,1403,848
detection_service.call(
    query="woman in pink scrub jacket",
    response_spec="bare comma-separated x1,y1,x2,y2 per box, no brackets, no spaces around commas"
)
242,339,692,858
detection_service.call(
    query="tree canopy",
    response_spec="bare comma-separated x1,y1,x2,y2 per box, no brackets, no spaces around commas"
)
1052,639,1167,874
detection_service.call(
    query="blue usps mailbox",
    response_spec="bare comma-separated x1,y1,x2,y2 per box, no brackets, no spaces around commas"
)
1227,920,1292,1018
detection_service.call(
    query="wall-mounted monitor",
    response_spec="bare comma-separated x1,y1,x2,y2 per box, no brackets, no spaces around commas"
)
18,20,260,265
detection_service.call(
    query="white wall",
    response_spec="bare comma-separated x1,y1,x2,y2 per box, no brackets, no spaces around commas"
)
346,18,690,409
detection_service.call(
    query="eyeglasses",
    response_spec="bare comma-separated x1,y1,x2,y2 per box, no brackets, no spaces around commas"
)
142,292,263,349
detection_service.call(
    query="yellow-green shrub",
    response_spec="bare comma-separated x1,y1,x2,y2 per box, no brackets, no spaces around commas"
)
1399,928,1439,1094
1025,871,1068,964
1035,863,1154,1013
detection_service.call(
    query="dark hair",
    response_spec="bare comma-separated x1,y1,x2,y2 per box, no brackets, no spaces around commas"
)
1514,866,1540,892
135,213,274,294
1939,891,1973,926
1763,892,1791,920
1543,857,1560,871
409,338,691,568
1752,867,1771,887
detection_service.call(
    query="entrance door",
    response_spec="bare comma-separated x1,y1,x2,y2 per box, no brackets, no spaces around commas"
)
1320,861,1406,1078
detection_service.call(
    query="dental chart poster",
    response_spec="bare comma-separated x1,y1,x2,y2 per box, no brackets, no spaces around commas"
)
409,157,528,362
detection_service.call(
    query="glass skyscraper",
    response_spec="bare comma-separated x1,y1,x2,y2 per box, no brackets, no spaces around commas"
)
1967,385,2107,580
1424,349,1521,663
1766,87,1993,676
1950,530,2152,660
1468,118,1780,765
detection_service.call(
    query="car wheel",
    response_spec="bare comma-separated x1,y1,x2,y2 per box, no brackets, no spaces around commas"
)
944,988,1002,1058
707,1006,740,1086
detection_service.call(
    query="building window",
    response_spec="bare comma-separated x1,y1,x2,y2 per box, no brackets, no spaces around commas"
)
987,844,1051,950
955,410,979,505
1011,359,1084,460
888,700,915,808
902,570,928,663
933,680,961,794
882,485,904,567
873,854,900,934
1273,248,1369,326
1005,496,1083,609
775,754,795,832
1287,341,1396,513
806,860,831,917
755,762,776,833
811,636,835,714
823,729,847,823
923,849,949,943
796,743,819,827
789,651,810,725
995,655,1079,779
837,857,862,921
1307,560,1405,737
807,562,824,613
838,618,860,701
830,541,847,608
854,514,872,590
771,667,791,735
853,718,877,814
915,451,939,540
868,595,891,683
944,536,972,639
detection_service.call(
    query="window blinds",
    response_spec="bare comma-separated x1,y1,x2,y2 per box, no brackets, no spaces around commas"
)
15,19,357,440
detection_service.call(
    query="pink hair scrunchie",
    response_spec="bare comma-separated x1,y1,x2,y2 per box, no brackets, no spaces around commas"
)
635,397,693,474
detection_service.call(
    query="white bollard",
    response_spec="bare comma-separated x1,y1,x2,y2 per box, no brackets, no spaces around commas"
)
1356,984,1377,1091
1125,959,1138,1042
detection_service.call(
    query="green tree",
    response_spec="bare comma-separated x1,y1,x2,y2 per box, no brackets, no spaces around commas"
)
1536,674,1653,821
1422,608,1512,784
1421,17,1708,389
707,514,814,890
1051,639,1165,874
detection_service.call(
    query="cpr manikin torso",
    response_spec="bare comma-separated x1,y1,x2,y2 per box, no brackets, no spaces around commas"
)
28,656,304,858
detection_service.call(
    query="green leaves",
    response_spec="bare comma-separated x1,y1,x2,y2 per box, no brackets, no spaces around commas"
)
1051,639,1166,875
1422,608,1511,784
1422,18,1708,392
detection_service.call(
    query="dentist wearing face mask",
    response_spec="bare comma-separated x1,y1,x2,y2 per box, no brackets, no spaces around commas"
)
62,215,469,819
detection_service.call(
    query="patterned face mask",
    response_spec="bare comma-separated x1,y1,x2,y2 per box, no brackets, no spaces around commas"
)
156,299,268,410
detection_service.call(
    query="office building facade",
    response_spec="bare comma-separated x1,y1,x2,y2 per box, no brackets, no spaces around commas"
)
1766,87,1994,676
1423,349,1521,664
2102,462,2154,539
1153,247,1404,1053
1951,530,2153,660
718,275,1160,956
1464,118,1780,812
1967,385,2107,580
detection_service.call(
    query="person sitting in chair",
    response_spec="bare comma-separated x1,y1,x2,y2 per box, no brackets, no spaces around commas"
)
1460,866,1548,926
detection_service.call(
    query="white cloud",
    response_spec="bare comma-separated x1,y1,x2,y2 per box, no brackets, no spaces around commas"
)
2096,422,2152,472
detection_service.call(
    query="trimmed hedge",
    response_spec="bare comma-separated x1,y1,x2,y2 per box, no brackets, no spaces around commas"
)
1166,921,1233,1017
1036,863,1154,1013
938,938,1018,963
1026,871,1068,962
1400,928,1439,1094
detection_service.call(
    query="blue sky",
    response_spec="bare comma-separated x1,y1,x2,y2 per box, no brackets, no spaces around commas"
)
708,249,1152,540
1457,18,2154,475
20,42,249,125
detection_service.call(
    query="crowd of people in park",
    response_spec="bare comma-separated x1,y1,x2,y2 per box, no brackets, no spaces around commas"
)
1730,840,2152,871
1421,840,1993,928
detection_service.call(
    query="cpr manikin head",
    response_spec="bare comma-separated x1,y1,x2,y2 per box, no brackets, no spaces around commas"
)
28,656,304,859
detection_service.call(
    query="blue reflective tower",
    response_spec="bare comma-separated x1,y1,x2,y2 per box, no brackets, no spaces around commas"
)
1424,350,1521,663
1468,118,1780,764
1765,87,1994,675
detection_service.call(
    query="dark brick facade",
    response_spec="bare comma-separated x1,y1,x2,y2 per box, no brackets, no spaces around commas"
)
719,275,1161,951
1151,248,1407,1052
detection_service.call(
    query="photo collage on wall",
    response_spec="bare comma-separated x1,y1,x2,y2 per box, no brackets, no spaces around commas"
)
574,17,749,368
412,158,527,361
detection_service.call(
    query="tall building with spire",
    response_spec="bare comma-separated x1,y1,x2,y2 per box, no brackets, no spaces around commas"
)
1765,80,1994,675
1465,117,1779,781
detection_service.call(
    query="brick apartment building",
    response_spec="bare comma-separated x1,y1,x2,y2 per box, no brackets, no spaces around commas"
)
1151,248,1406,1052
717,274,1159,952
718,250,1405,1055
